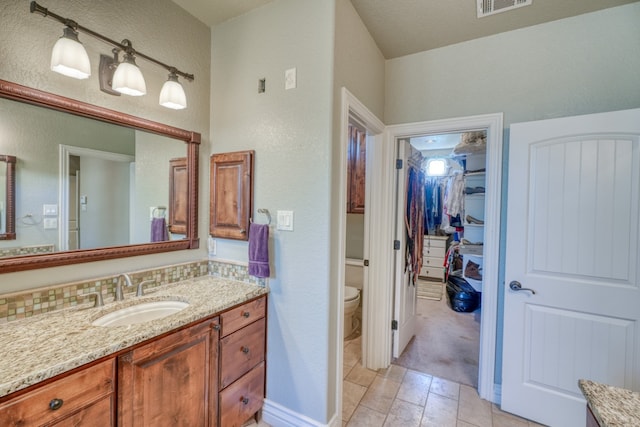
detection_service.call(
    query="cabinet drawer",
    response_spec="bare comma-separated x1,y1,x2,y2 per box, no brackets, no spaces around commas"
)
423,237,449,249
221,296,266,337
220,317,266,388
422,256,444,267
419,266,445,280
219,362,265,427
0,358,115,426
423,246,446,257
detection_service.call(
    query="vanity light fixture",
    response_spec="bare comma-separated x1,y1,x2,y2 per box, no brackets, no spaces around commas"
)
50,26,91,79
30,1,193,109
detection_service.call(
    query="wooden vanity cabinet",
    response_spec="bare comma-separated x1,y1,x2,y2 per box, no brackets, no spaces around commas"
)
219,296,267,427
117,317,220,427
0,358,116,427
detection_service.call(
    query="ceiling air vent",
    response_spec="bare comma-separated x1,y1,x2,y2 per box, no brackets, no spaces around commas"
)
477,0,532,18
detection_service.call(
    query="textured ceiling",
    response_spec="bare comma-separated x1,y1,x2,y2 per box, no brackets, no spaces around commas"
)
173,0,639,58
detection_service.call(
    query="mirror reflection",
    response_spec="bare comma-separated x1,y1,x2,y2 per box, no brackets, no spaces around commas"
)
0,96,185,258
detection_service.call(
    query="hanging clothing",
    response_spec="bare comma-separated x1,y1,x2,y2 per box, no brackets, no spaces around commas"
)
424,177,442,234
444,171,465,217
405,166,425,285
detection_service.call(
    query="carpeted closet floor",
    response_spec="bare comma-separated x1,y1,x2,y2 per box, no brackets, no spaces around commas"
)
393,292,481,387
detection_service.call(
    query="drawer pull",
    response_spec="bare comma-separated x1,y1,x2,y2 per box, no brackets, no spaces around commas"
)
49,398,64,411
242,311,250,318
241,346,250,354
241,396,249,405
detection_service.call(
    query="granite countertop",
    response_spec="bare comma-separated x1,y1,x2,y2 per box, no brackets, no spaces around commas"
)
579,379,640,426
0,276,268,398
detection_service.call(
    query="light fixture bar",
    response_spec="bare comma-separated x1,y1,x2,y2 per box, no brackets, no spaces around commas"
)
30,1,194,82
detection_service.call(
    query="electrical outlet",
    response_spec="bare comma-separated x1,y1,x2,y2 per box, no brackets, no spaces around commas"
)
43,218,58,229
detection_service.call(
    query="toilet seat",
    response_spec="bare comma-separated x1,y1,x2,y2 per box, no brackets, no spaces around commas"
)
344,286,359,302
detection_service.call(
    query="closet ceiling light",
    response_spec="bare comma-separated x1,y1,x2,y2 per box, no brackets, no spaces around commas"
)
30,1,194,109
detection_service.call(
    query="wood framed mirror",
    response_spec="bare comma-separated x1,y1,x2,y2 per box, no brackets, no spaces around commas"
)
0,79,200,273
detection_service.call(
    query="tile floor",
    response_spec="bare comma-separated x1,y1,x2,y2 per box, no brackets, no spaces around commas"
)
342,335,545,427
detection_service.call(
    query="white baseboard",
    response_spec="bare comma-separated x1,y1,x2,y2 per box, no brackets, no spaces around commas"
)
262,399,340,427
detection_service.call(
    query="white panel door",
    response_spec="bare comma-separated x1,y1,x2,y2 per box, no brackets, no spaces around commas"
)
393,140,417,358
503,108,640,426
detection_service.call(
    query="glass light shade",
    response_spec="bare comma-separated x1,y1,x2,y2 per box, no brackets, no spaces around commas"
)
111,55,146,96
50,27,91,79
159,75,187,110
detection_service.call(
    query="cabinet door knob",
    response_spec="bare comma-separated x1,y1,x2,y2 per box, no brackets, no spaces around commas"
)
240,396,249,405
242,311,250,318
212,324,220,331
241,346,250,354
49,398,64,411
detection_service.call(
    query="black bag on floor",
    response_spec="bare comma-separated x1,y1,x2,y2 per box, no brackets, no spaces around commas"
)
446,275,480,312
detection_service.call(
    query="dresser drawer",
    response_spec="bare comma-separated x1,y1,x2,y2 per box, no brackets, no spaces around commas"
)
0,358,115,426
422,256,444,267
423,246,446,257
220,317,266,388
221,296,266,337
419,265,445,280
219,362,265,427
423,236,449,249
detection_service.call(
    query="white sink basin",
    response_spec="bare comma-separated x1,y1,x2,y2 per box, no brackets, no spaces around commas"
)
92,300,189,327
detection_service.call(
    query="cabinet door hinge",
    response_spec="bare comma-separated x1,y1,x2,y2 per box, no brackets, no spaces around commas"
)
363,259,369,267
391,320,398,330
396,159,403,169
393,240,401,250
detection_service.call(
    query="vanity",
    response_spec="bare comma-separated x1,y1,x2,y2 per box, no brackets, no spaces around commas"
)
0,276,268,427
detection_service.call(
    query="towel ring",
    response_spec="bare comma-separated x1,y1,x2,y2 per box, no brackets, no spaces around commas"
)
251,208,271,225
152,206,167,219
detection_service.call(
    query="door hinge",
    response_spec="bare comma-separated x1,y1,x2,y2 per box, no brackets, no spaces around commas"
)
393,240,400,250
363,259,369,267
396,159,403,169
391,320,398,330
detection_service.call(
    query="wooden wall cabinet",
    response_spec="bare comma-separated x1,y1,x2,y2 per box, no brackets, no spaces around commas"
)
347,125,366,214
168,157,188,235
0,358,116,426
210,151,254,241
118,318,220,427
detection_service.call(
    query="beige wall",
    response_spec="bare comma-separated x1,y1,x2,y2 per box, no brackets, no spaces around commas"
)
210,0,337,422
0,0,210,290
384,3,640,127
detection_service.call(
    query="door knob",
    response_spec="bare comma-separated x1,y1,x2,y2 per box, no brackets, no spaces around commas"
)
509,281,536,294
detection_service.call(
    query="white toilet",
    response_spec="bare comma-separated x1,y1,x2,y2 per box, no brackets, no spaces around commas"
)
344,286,361,338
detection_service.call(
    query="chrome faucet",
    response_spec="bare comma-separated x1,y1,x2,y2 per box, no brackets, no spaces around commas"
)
115,273,133,301
136,280,155,297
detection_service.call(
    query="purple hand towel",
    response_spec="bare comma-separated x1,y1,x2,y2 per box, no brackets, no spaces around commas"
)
248,223,270,278
151,217,169,242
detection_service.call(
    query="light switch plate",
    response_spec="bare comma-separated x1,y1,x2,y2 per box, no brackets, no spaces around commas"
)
277,210,294,231
43,204,58,216
285,68,296,90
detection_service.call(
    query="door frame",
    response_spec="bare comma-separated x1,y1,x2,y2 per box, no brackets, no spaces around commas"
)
384,113,503,402
59,145,134,251
335,88,385,422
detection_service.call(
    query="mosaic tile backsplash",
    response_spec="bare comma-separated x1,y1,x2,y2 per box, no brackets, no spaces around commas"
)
0,259,266,323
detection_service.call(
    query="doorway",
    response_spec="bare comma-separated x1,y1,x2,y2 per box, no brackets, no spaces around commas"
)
392,131,486,388
383,113,503,402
